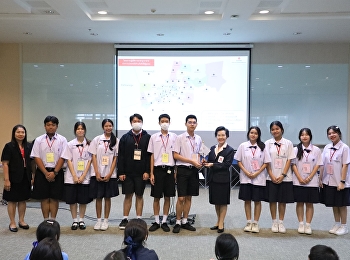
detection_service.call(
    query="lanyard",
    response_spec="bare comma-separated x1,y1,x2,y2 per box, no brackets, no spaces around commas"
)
188,136,196,153
250,146,257,157
160,134,169,152
103,140,110,154
329,148,337,162
46,135,56,151
275,143,281,156
77,145,84,158
133,132,142,148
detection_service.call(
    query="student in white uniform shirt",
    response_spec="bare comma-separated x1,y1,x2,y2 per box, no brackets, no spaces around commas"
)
265,121,295,233
30,116,67,220
235,126,271,233
147,114,177,232
291,128,322,235
172,114,202,234
88,119,119,231
320,125,350,236
61,122,93,230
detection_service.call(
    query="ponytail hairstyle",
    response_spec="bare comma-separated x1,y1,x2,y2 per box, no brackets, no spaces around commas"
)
102,119,116,151
296,128,312,160
247,126,265,151
122,219,148,260
74,122,91,145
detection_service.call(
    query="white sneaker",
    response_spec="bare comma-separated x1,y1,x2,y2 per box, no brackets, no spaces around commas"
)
101,221,109,231
297,223,304,234
329,224,340,234
278,223,286,233
335,225,348,236
304,224,312,235
251,223,260,233
94,221,101,230
244,222,252,232
271,222,279,233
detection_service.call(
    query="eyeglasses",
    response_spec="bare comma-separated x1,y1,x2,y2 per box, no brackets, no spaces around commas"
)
187,121,197,125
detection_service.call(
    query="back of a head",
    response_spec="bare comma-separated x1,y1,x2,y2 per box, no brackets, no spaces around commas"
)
309,245,339,260
124,218,148,245
215,233,239,260
104,250,127,260
36,219,61,242
29,237,63,260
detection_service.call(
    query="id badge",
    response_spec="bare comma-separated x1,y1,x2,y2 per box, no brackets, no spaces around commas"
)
192,153,199,163
251,159,260,171
218,156,224,163
326,163,334,175
302,162,311,174
46,152,55,163
162,153,169,163
167,168,172,174
134,149,141,160
102,156,109,166
77,160,85,172
274,158,283,169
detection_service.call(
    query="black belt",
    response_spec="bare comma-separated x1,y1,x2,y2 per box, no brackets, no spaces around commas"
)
177,165,195,169
45,167,55,172
154,165,174,169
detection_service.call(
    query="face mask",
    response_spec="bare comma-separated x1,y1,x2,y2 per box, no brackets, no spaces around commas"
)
160,123,169,131
132,122,142,131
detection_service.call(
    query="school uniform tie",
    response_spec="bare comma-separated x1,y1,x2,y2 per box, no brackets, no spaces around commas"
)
304,149,311,153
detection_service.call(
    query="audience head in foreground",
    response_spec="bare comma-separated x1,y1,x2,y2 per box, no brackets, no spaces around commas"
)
29,237,63,260
215,233,239,260
308,245,339,260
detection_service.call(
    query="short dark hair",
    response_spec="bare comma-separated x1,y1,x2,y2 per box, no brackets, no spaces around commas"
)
29,237,63,260
186,114,197,123
104,250,127,260
215,126,229,138
308,245,339,260
36,219,61,242
11,124,28,144
44,116,59,125
129,113,143,123
269,120,284,134
215,233,239,260
327,125,342,140
158,114,170,122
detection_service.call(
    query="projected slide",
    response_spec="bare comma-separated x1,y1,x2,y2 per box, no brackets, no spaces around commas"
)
117,50,249,134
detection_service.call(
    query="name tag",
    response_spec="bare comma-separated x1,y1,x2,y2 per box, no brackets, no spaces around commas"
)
302,162,311,174
102,156,109,166
46,152,55,163
162,153,169,163
326,163,334,175
274,158,283,169
251,159,260,171
134,149,141,160
77,160,85,172
218,156,224,163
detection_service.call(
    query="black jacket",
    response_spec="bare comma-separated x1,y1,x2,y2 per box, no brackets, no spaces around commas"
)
1,141,32,183
207,144,234,183
117,130,151,176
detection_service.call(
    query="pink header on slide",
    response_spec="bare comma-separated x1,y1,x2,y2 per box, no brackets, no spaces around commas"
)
119,59,154,66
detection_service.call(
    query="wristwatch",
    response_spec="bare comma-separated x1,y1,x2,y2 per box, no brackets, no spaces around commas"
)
340,180,346,184
54,171,59,176
282,173,287,178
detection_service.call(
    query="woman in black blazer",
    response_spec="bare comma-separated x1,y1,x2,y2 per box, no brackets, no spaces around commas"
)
1,125,33,232
204,126,234,233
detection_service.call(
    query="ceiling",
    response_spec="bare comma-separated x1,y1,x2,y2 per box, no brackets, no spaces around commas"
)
1,0,350,44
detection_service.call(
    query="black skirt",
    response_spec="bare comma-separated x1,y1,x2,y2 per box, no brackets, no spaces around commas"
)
320,184,350,207
266,180,294,203
293,185,320,203
64,184,93,204
239,183,267,202
3,169,31,202
89,177,119,199
209,181,230,205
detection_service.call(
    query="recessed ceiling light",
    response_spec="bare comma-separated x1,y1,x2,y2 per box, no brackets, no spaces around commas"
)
230,15,239,19
98,11,108,15
90,33,98,36
293,32,302,35
23,32,32,35
44,10,55,14
205,11,214,15
259,10,269,14
305,65,310,68
223,33,231,36
157,33,164,36
278,65,283,68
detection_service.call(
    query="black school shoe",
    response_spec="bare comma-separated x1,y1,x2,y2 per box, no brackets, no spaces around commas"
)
161,223,170,232
71,222,78,230
149,222,160,231
172,224,181,233
181,222,196,231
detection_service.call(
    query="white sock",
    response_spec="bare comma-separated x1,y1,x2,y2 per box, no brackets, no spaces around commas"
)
176,219,181,225
79,218,84,222
335,222,341,226
305,222,310,226
182,218,187,224
272,219,277,224
154,215,160,223
162,215,168,223
299,222,304,225
253,220,258,224
247,219,251,223
279,220,283,224
136,216,141,219
123,216,128,220
97,218,101,222
73,218,78,222
104,218,108,223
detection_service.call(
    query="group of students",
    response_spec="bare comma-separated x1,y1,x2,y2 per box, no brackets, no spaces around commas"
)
1,113,350,237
